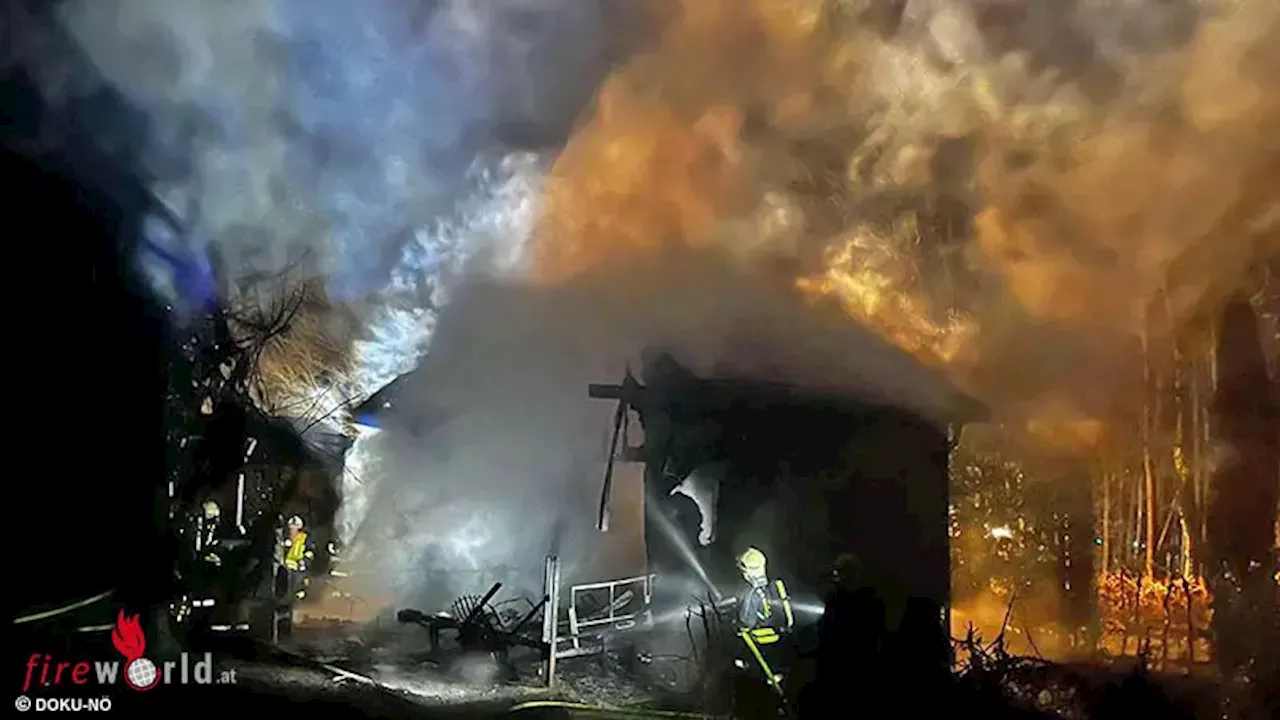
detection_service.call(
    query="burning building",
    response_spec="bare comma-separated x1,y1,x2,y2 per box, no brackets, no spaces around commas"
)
332,248,986,678
591,350,987,667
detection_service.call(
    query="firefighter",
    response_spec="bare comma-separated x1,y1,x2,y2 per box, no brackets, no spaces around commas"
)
178,500,228,632
196,501,224,566
326,538,348,578
734,547,794,696
282,515,315,600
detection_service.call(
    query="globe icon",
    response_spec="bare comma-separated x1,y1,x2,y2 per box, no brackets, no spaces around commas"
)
126,658,159,689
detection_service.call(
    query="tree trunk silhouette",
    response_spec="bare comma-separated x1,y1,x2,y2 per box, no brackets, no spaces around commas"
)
1206,296,1280,680
1140,318,1157,578
1062,462,1097,644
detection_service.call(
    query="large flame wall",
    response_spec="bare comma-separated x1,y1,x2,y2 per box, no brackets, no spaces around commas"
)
530,0,1279,445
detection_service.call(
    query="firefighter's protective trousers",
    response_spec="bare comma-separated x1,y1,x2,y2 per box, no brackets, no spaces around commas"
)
737,579,794,694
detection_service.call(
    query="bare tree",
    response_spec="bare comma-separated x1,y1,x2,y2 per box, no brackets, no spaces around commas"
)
224,271,358,425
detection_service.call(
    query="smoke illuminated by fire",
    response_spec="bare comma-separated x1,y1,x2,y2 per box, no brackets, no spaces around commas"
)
530,0,1279,449
34,0,1275,644
796,221,978,366
522,1,1277,659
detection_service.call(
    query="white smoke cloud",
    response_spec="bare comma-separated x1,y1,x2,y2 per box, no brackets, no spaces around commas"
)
55,0,616,306
344,246,976,610
31,0,638,609
338,151,544,548
353,151,545,396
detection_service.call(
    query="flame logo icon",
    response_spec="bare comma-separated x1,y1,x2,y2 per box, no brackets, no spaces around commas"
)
111,611,159,691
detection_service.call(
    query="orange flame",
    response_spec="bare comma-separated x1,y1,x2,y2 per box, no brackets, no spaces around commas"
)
528,0,1278,445
111,611,147,661
530,0,830,284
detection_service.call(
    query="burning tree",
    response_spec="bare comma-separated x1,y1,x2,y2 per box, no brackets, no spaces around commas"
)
1082,273,1278,672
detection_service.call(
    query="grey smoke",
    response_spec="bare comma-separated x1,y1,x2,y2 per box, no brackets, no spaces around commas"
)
22,0,1225,616
49,0,637,303
349,249,972,608
17,0,647,609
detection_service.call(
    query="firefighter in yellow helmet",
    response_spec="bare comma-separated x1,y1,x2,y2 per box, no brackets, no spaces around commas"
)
282,515,315,600
734,547,794,696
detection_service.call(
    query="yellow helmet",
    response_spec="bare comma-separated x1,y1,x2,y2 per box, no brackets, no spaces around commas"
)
202,501,220,519
736,547,768,587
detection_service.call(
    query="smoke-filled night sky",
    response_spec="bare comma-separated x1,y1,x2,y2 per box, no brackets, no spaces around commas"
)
14,0,1277,615
19,0,656,609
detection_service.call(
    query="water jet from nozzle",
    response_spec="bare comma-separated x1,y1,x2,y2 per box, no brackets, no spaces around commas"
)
646,487,722,602
792,600,825,617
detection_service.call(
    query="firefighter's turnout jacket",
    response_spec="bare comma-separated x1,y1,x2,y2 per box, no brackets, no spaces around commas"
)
284,531,314,572
738,578,795,645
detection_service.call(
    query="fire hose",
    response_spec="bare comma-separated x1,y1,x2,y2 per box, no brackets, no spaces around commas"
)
508,700,725,719
13,590,115,625
738,630,784,698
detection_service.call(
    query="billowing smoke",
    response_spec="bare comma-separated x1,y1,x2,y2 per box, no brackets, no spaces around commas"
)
40,0,638,408
337,152,545,552
32,0,644,595
351,248,969,608
498,0,1275,658
54,0,628,300
27,0,1278,619
530,0,1279,450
